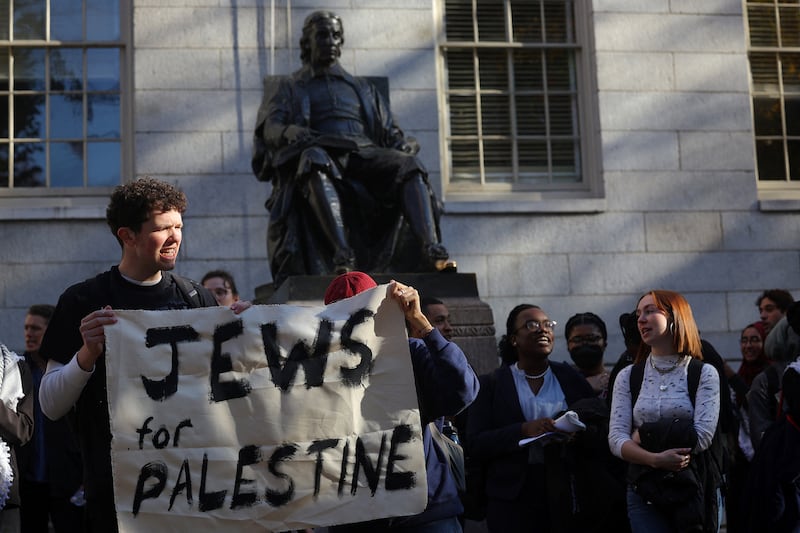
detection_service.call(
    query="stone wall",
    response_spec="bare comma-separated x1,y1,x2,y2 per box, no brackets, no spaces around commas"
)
0,0,797,370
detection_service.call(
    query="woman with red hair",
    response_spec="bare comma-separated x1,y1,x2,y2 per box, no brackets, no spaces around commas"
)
608,290,721,532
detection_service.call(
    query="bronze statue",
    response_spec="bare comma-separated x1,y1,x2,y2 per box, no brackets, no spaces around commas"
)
252,10,450,287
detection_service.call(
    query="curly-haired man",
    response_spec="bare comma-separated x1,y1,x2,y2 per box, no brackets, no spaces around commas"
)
38,177,250,532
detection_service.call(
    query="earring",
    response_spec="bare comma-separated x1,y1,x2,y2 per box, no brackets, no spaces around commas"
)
669,321,675,334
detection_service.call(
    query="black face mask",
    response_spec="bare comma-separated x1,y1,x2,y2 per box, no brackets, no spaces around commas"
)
569,344,605,370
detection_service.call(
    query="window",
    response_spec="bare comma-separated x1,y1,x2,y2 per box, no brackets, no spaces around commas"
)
1,0,125,190
745,1,800,185
438,0,599,203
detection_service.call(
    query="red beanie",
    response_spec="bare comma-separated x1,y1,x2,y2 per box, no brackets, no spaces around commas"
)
324,272,378,304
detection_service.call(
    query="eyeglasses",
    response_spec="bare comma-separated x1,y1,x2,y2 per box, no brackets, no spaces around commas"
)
514,320,557,334
740,336,762,345
568,334,603,344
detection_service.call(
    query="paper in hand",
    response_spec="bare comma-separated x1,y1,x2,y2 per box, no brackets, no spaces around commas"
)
518,410,586,447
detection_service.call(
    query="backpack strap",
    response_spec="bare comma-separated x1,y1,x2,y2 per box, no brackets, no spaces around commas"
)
687,358,703,406
169,272,202,308
629,361,645,406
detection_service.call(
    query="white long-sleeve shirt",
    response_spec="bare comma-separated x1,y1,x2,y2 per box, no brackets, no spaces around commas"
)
608,356,720,458
39,355,93,421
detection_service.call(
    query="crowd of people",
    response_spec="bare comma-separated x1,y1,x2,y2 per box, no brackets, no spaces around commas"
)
0,176,796,533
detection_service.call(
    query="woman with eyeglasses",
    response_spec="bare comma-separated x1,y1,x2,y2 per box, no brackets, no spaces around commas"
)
466,304,595,532
608,290,721,533
725,322,768,533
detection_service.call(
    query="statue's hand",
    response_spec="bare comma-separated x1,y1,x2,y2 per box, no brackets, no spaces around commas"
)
394,137,420,154
284,125,315,145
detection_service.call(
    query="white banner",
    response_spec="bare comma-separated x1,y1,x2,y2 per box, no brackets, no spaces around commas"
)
104,284,427,532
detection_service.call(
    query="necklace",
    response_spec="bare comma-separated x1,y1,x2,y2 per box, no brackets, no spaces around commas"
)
650,355,686,391
524,367,549,380
649,355,685,374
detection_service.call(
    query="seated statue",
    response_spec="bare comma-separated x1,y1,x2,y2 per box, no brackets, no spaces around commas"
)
252,10,450,287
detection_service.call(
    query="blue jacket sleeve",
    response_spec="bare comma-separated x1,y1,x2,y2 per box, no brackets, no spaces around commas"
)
409,329,479,424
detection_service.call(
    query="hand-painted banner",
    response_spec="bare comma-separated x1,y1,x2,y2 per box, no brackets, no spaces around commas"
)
104,284,427,532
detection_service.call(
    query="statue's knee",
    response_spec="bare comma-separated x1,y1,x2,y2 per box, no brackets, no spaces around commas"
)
297,147,335,175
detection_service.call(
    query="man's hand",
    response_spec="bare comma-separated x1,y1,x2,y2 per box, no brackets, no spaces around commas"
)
76,306,117,371
389,281,433,338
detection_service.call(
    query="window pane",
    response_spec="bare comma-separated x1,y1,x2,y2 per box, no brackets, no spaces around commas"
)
87,93,119,137
14,93,44,138
87,48,119,91
750,52,778,89
0,144,7,186
511,0,542,42
551,139,579,179
51,0,84,41
483,139,512,182
13,0,45,40
450,139,480,182
481,94,510,135
516,94,545,135
789,140,800,180
13,142,45,186
786,97,800,135
51,49,84,92
749,5,778,47
753,97,782,135
445,0,475,41
446,50,475,90
476,0,506,42
514,49,543,91
518,140,548,180
449,94,478,136
783,53,800,92
14,48,45,91
88,141,119,185
51,94,84,138
543,0,571,43
478,49,508,91
779,6,800,47
549,94,576,135
0,94,7,137
755,139,785,180
546,49,574,91
0,48,8,90
0,4,8,40
50,141,83,186
87,0,120,41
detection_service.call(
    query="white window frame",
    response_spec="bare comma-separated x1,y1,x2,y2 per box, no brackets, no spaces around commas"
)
0,0,131,220
744,0,800,211
434,0,602,214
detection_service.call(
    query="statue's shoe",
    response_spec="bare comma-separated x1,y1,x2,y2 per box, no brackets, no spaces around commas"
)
424,243,456,272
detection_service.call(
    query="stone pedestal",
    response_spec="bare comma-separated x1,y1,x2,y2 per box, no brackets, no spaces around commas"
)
255,272,498,376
